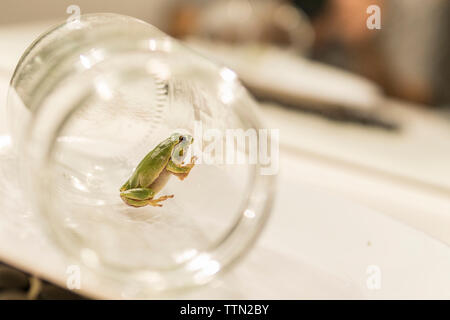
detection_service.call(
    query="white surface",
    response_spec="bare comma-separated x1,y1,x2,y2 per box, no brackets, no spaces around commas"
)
0,19,450,299
187,38,383,111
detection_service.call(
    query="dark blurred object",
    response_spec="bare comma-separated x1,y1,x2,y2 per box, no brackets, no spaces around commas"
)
170,0,387,123
170,0,314,54
172,0,450,107
292,0,328,18
280,102,399,131
307,0,389,99
0,262,84,300
381,0,450,106
302,0,450,106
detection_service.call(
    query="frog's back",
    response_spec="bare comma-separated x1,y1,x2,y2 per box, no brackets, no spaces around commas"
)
127,134,180,188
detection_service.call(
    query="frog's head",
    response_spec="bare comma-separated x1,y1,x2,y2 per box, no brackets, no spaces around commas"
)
180,134,194,145
171,133,194,163
170,133,194,145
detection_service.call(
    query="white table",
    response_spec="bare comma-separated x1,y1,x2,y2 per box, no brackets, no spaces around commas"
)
0,20,450,299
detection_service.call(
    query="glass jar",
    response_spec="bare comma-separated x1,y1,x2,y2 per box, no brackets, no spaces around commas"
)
6,13,275,293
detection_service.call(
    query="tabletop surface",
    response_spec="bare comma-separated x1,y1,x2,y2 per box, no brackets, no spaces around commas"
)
0,20,449,299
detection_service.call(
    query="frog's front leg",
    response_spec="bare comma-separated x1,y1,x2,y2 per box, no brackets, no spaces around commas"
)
120,187,173,207
166,156,197,180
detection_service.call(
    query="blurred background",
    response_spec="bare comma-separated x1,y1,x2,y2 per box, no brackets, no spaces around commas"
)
1,0,450,106
0,0,450,299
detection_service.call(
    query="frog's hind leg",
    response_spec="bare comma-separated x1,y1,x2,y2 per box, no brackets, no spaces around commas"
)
120,187,173,207
122,198,150,208
120,187,154,207
147,194,174,207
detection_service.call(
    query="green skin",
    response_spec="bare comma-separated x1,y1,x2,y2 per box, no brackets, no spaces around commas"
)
120,133,196,207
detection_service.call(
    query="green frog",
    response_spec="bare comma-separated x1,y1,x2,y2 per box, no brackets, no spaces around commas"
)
120,133,196,207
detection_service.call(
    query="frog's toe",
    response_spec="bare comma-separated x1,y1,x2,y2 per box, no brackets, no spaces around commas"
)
148,194,174,207
148,202,163,207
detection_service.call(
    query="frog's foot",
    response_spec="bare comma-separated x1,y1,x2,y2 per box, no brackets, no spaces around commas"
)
169,156,197,181
173,172,188,181
147,194,174,207
188,156,198,167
